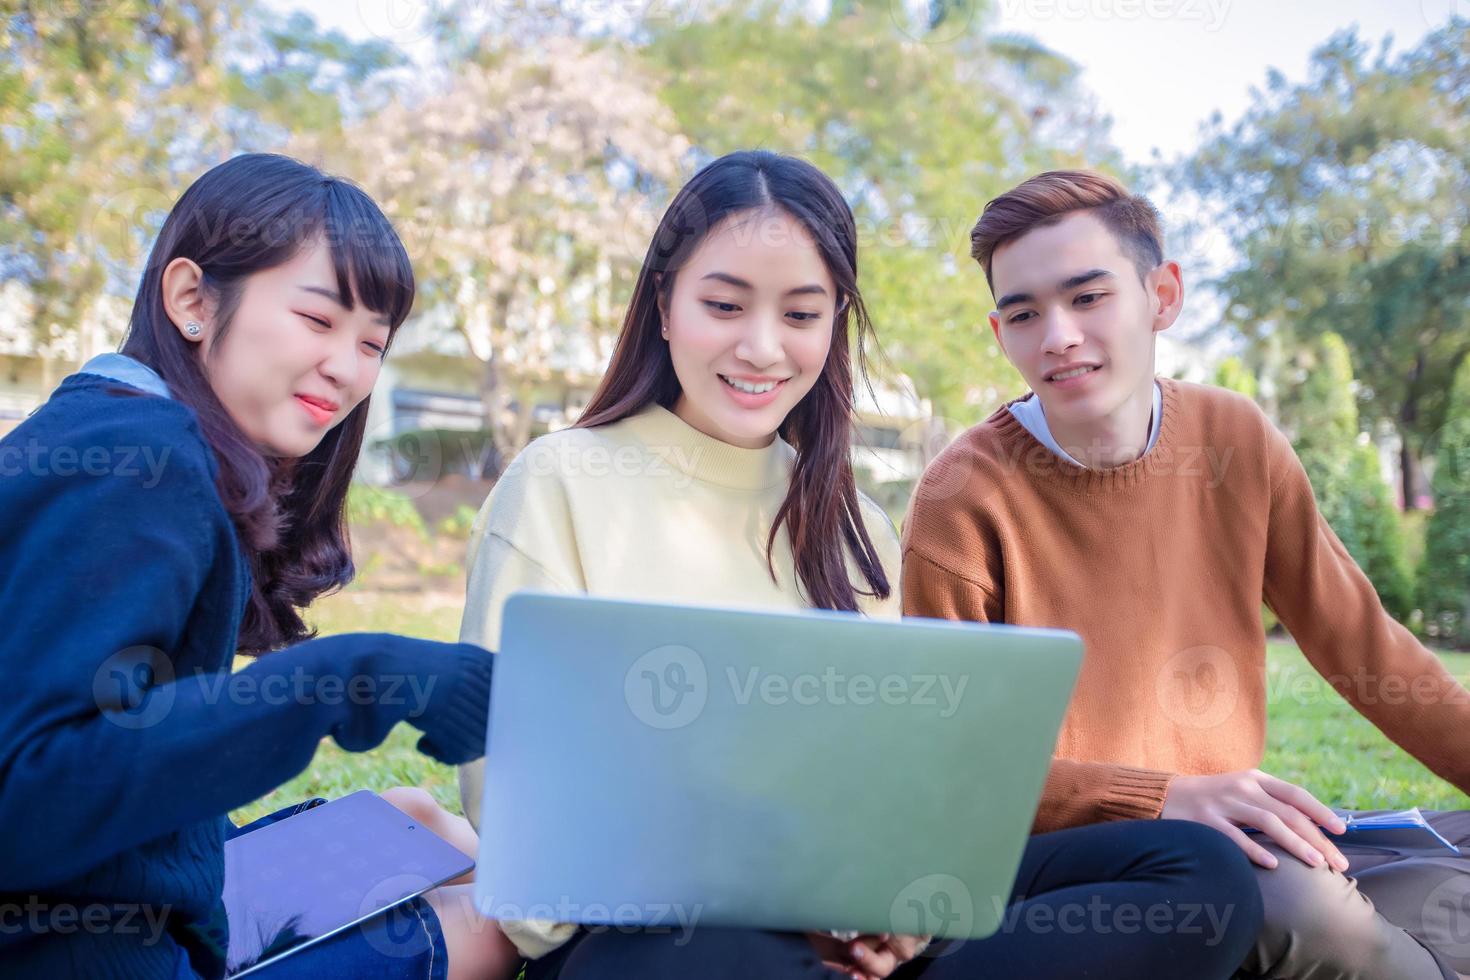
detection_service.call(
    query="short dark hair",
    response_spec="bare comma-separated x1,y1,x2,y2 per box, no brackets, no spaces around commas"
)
970,170,1164,289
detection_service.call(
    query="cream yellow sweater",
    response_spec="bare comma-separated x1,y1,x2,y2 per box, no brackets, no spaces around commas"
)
457,403,901,958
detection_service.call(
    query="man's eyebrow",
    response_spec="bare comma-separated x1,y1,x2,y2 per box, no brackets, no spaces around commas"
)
1060,269,1115,291
298,285,390,326
700,272,828,298
996,269,1116,311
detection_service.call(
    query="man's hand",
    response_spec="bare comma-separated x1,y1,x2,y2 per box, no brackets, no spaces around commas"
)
806,932,930,978
1161,768,1350,872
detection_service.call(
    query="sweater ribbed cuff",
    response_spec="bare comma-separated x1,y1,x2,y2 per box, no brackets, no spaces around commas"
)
1097,766,1175,822
416,645,494,765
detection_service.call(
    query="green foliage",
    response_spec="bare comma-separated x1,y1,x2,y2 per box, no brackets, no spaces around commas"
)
436,505,481,541
1422,360,1470,646
641,2,1114,422
1179,24,1470,505
346,483,427,538
1346,443,1416,622
1212,357,1258,400
1286,334,1414,620
0,2,407,352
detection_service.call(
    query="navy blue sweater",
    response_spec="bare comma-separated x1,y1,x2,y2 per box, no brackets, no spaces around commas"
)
0,368,494,978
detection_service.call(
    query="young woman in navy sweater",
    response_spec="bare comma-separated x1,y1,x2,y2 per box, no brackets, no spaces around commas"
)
0,154,516,979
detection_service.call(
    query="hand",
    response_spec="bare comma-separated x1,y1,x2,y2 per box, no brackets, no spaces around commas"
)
1160,768,1350,872
806,932,930,979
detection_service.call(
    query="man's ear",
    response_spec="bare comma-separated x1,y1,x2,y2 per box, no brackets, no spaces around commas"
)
161,257,210,345
1148,260,1184,335
988,310,1007,356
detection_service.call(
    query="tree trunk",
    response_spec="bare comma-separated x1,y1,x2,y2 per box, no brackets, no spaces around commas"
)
477,349,508,480
1400,351,1428,511
1400,437,1426,512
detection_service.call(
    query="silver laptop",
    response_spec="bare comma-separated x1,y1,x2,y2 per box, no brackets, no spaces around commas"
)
475,592,1082,940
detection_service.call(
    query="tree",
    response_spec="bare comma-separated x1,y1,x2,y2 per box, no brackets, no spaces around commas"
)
1283,333,1414,619
309,35,689,475
0,3,406,362
1422,359,1470,647
640,1,1119,424
1212,356,1258,400
1178,23,1470,509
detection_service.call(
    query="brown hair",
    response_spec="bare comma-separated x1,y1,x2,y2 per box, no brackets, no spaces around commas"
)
577,150,890,612
969,170,1164,290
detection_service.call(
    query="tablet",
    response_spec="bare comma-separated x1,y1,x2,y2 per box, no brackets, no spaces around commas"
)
223,790,475,976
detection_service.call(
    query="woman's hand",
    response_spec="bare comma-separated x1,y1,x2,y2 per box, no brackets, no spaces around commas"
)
806,932,930,978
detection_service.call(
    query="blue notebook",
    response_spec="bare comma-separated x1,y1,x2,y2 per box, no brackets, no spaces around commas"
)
1326,808,1460,855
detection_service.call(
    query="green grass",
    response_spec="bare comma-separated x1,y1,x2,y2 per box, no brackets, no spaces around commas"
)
1260,640,1470,811
228,588,464,825
230,594,1470,825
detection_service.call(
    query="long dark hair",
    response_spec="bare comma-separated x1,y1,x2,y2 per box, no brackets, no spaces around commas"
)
121,153,415,654
578,150,890,611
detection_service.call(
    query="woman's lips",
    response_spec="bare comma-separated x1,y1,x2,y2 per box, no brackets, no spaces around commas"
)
294,394,338,426
718,374,788,409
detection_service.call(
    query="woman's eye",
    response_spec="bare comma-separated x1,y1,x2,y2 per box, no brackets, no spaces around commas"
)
702,300,740,314
300,313,331,328
788,311,821,322
363,342,386,357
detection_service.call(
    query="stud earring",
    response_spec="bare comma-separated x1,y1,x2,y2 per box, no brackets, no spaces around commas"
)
185,321,201,337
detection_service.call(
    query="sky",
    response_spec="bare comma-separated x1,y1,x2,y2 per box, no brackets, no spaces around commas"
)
281,0,1458,166
986,0,1454,164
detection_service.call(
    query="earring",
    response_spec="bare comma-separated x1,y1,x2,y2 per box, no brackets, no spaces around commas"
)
185,321,201,337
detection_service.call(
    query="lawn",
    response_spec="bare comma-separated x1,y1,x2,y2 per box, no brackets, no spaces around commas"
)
228,587,1470,826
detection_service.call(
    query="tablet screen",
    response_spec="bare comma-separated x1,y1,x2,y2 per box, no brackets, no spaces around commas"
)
222,790,475,976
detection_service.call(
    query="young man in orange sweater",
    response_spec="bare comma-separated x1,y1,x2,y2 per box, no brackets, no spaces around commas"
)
901,170,1470,980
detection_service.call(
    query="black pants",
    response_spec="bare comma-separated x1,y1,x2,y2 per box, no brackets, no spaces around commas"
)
524,820,1264,980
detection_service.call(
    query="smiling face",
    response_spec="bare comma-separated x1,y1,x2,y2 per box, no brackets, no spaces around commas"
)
988,210,1182,434
660,207,838,449
167,238,393,458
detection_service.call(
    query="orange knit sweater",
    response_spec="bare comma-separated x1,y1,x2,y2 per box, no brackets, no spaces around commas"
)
901,378,1470,834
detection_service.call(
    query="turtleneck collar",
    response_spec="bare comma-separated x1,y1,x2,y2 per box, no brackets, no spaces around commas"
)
616,403,796,491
